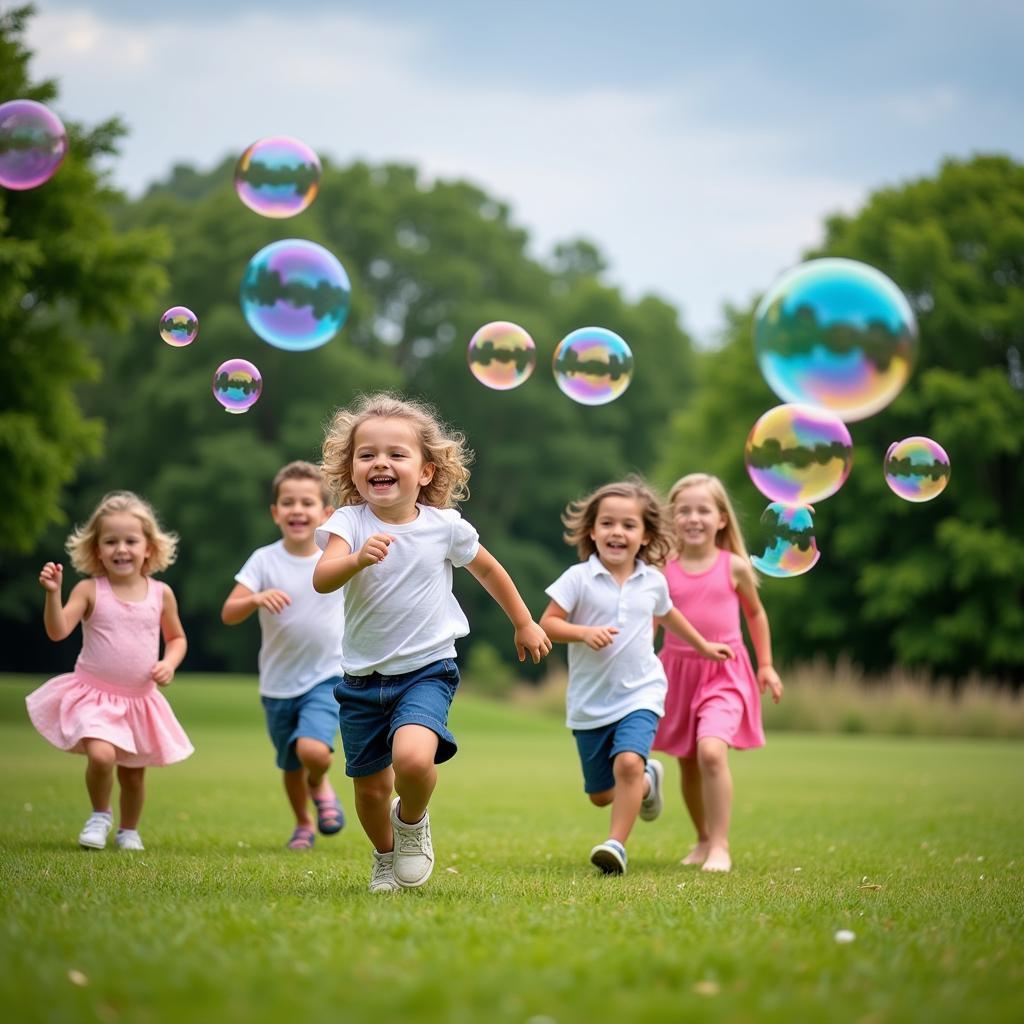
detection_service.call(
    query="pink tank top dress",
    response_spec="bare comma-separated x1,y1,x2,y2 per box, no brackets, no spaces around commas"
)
25,576,194,767
653,548,765,757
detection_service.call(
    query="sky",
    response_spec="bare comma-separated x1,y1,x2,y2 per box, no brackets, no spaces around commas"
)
22,0,1024,343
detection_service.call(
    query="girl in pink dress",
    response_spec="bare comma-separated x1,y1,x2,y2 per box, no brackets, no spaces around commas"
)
26,492,193,851
654,474,783,873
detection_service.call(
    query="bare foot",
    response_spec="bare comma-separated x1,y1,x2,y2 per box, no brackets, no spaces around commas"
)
681,841,710,866
701,845,732,873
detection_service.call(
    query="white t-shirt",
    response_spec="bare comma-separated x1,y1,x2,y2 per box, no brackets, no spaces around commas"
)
234,540,345,698
545,555,673,730
315,503,480,676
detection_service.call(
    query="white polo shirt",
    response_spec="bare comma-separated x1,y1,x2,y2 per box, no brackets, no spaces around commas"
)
315,503,480,676
545,555,673,730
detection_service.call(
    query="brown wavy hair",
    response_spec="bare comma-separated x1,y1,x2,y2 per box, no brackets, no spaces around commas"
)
321,392,472,509
66,491,178,577
561,477,673,568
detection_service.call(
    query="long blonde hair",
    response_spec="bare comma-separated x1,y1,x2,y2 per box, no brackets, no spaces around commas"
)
667,473,752,564
561,477,673,568
66,491,178,577
321,392,472,509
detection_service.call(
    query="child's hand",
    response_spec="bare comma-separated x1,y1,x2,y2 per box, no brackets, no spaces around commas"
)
580,625,620,650
701,641,734,662
151,660,175,686
357,533,394,569
758,665,783,703
514,621,553,664
39,562,63,593
254,589,291,615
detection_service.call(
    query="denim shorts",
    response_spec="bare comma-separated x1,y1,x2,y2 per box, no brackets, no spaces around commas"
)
261,677,342,772
572,709,660,794
332,658,460,778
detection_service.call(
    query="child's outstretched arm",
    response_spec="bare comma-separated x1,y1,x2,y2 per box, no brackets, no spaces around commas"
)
657,608,734,662
221,583,292,624
39,562,92,641
153,585,187,686
733,555,783,703
313,532,394,593
539,600,620,650
465,546,552,664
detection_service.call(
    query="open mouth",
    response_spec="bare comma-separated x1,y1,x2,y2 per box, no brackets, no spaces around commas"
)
369,475,397,489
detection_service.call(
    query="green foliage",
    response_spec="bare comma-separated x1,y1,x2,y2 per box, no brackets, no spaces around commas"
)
657,156,1024,681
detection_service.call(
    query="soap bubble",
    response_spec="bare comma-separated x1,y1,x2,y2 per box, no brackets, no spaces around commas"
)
240,239,350,351
212,358,262,414
467,321,536,390
754,258,917,422
751,502,820,578
884,436,950,502
234,136,321,218
0,99,68,190
159,306,198,347
745,403,853,504
553,327,633,405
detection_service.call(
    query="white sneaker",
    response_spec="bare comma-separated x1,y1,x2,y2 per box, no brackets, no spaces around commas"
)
639,758,664,822
78,812,112,850
590,839,628,875
390,797,434,888
115,829,145,851
369,849,401,893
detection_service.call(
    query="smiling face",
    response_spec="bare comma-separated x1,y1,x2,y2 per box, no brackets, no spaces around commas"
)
590,495,650,571
351,416,435,523
672,484,727,554
96,512,152,581
271,478,330,550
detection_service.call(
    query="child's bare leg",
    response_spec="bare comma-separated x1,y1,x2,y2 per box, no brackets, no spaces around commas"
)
391,724,438,824
296,737,333,797
353,766,395,852
679,755,710,865
116,766,145,830
607,752,646,845
83,739,117,812
282,769,315,828
696,737,733,872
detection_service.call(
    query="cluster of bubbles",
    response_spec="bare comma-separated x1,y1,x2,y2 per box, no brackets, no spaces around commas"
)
0,99,68,190
744,257,951,578
466,322,634,406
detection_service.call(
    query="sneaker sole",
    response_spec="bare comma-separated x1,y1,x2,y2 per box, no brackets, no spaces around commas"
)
79,838,106,850
393,865,434,888
590,847,626,874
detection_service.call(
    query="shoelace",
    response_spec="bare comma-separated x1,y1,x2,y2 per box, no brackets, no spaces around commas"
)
371,857,393,884
395,824,430,856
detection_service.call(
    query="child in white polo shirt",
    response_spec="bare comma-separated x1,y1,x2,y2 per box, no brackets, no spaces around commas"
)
313,392,551,893
540,478,733,875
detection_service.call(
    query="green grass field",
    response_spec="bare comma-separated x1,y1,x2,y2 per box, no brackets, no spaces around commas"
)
1,675,1022,1024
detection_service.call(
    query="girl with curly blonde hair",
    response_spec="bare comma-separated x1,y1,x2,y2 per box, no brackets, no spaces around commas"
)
314,392,551,893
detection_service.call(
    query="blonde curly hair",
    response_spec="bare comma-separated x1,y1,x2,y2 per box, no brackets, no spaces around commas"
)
321,392,472,509
561,477,673,568
66,491,178,577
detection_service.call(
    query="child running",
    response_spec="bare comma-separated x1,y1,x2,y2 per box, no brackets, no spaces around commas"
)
655,473,783,873
221,461,347,851
539,479,733,875
313,392,551,892
26,491,193,851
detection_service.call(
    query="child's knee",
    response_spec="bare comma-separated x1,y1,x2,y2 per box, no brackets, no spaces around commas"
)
391,744,435,781
588,789,614,807
612,751,646,783
696,739,728,774
295,738,332,771
85,741,117,771
354,773,393,803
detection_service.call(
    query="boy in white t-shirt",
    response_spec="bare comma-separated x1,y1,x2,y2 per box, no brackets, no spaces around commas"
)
540,479,733,876
221,461,346,851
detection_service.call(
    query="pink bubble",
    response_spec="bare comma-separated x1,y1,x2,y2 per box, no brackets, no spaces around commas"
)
160,306,198,347
884,436,950,502
0,99,68,190
213,358,262,414
467,321,536,390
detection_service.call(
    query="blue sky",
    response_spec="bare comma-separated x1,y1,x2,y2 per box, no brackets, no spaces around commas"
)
25,0,1024,341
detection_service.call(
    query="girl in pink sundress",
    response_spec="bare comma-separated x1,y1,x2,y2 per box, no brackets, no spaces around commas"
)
654,474,783,873
26,491,193,851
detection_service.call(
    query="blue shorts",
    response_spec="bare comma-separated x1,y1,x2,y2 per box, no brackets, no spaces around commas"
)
333,658,460,778
573,709,660,794
261,677,342,772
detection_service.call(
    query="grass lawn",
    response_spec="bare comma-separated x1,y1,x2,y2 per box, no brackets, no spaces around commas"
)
1,674,1022,1024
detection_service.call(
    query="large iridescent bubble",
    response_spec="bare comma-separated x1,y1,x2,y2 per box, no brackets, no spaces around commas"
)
467,321,536,390
0,99,68,190
553,327,633,406
234,136,322,218
745,403,853,504
751,502,820,578
884,436,950,502
213,358,262,415
159,306,198,347
240,239,351,351
754,258,918,422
